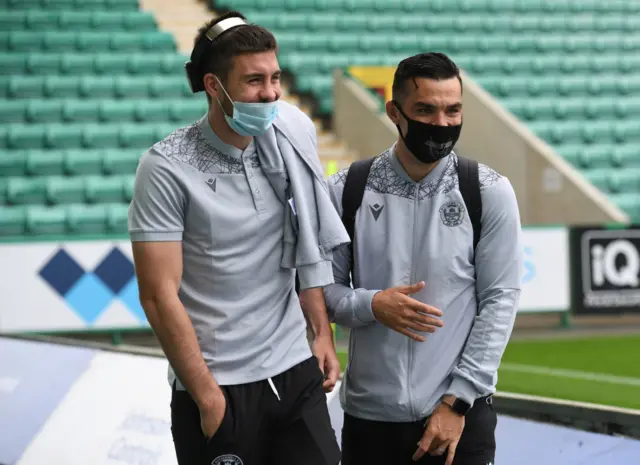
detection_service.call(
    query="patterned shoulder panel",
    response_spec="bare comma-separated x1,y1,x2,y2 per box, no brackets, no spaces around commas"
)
366,152,459,201
478,162,502,189
329,167,348,186
153,124,259,174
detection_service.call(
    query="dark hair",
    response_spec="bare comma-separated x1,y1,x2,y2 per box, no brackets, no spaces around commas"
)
392,52,462,102
193,11,278,101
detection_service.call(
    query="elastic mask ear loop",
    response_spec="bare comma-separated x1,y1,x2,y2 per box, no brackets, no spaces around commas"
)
392,100,409,141
214,76,235,118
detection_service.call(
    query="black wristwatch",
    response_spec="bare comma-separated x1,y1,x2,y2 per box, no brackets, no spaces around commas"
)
443,397,472,416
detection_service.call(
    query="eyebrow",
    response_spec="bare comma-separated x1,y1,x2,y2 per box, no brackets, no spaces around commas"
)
414,102,462,111
243,70,282,80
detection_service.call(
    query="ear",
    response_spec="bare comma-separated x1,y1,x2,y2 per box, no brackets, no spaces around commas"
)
203,73,222,102
386,100,401,125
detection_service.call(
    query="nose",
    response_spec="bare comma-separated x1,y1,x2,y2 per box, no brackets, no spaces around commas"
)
259,82,280,103
433,111,448,126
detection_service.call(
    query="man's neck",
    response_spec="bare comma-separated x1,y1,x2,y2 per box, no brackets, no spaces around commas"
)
394,139,439,182
208,108,252,151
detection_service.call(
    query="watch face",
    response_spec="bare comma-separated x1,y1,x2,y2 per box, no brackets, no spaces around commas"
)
453,399,472,415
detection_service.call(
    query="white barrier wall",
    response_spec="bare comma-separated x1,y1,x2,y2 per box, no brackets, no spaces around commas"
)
0,228,569,333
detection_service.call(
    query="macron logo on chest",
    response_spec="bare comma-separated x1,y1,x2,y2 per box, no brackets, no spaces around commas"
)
206,178,217,193
369,203,384,221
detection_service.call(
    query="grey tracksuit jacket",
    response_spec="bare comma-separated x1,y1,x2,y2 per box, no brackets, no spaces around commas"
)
324,148,523,422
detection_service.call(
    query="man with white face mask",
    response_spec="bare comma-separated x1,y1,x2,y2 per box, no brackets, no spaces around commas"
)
325,53,523,465
128,11,346,465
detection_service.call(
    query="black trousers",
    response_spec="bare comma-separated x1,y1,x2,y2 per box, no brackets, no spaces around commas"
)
170,356,341,465
341,396,497,465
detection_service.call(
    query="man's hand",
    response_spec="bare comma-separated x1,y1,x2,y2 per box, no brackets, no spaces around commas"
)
372,282,444,342
199,388,227,442
311,334,341,393
412,400,465,464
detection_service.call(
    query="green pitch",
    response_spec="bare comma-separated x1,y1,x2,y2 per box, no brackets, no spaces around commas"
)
336,334,640,410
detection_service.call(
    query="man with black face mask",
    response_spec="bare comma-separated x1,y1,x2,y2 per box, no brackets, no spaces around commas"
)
324,53,523,465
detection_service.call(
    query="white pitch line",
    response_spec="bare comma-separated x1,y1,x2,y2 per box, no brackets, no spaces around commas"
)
500,363,640,387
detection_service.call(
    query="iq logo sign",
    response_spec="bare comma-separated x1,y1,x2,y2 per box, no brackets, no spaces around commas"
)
38,246,147,326
571,227,640,315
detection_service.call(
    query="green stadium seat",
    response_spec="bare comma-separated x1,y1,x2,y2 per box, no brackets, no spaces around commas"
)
0,207,26,236
77,76,116,98
611,194,640,220
85,175,130,204
42,32,77,52
114,76,149,98
119,125,158,148
611,146,640,168
64,150,103,175
0,101,25,124
6,177,47,206
62,100,99,123
102,150,140,175
45,125,83,150
149,76,192,98
139,32,176,52
26,151,65,177
133,101,169,122
7,126,45,150
25,205,67,236
0,12,25,31
0,54,25,75
26,101,64,123
46,176,85,205
44,76,82,98
169,100,207,122
106,203,129,233
66,204,106,234
98,100,135,122
59,54,96,75
0,153,25,177
0,179,5,204
81,124,120,149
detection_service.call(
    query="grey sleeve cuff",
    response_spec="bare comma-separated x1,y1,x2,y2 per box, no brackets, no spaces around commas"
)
446,375,482,406
129,231,183,242
297,260,335,290
354,289,379,324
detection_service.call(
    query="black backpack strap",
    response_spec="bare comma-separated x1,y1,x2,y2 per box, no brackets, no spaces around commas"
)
457,155,482,251
341,157,376,241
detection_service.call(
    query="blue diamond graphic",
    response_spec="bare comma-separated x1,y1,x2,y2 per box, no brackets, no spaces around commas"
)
39,248,85,297
94,248,135,295
118,277,148,324
65,273,114,325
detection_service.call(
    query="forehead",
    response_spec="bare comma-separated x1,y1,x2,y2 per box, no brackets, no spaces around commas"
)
230,51,279,76
402,77,461,105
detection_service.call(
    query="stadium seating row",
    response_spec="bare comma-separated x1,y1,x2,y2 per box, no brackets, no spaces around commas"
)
501,98,640,121
527,121,640,145
281,53,640,76
0,31,175,52
0,99,207,124
272,33,640,53
0,123,177,150
552,145,640,170
1,149,141,177
295,74,640,99
0,174,134,206
0,10,156,31
215,0,640,13
246,12,640,33
0,203,129,237
0,0,137,10
0,53,188,76
0,76,194,99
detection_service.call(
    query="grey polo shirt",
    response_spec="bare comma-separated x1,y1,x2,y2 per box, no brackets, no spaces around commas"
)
128,114,312,387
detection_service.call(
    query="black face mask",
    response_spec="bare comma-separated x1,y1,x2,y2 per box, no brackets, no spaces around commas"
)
393,101,462,164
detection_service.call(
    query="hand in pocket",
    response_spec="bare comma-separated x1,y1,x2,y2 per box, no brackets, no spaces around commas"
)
199,389,227,442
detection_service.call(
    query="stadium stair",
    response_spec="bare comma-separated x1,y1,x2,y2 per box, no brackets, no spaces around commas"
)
209,0,640,222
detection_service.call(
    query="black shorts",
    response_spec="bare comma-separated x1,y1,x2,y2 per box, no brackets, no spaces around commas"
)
341,395,497,465
170,356,341,465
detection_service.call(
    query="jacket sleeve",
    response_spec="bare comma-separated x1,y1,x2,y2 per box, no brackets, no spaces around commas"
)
446,175,523,405
322,172,380,328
